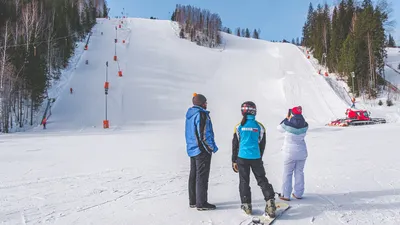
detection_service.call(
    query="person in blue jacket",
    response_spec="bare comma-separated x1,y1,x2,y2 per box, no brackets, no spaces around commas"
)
185,93,218,211
232,101,276,217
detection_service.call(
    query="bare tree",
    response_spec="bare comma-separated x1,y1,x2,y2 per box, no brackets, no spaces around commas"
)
47,9,56,80
14,0,21,45
0,20,10,90
0,21,11,131
21,1,35,52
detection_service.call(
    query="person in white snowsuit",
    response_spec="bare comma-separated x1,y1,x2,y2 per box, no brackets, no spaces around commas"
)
277,106,308,200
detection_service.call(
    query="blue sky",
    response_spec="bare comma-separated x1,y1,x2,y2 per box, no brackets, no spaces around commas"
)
108,0,399,44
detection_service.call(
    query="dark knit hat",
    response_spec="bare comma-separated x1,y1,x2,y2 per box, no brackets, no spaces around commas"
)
192,93,207,107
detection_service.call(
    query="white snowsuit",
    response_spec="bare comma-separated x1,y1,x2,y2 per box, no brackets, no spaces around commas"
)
277,116,308,199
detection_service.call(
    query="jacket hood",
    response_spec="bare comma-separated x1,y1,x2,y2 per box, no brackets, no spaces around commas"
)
288,114,308,129
186,106,208,119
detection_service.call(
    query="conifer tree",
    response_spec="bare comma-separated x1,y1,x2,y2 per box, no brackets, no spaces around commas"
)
252,29,258,39
388,34,396,47
329,7,339,71
245,28,250,38
236,27,241,36
302,3,314,48
103,1,109,18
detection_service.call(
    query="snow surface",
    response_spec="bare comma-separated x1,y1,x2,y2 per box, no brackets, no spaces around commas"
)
1,18,400,225
386,48,400,72
385,48,400,88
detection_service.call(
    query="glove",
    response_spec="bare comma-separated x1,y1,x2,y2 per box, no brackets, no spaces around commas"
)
232,162,239,173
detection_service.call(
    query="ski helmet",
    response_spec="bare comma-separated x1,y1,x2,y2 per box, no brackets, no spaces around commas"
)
241,101,257,116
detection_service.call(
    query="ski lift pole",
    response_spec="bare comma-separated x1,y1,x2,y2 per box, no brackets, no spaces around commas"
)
114,26,117,60
105,61,108,121
103,61,109,128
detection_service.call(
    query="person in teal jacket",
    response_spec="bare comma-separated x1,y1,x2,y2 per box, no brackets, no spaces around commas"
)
232,101,277,217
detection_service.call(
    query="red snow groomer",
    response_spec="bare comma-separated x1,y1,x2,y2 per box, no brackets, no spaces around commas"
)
328,108,386,127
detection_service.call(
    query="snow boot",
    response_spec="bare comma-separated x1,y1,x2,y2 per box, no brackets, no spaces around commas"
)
279,196,290,201
292,193,302,199
197,202,216,211
241,203,252,215
265,199,276,218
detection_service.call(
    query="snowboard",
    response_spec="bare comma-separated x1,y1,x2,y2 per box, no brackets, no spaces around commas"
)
247,202,290,225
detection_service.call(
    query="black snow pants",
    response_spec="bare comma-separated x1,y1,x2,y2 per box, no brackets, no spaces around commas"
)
237,157,275,204
188,151,212,207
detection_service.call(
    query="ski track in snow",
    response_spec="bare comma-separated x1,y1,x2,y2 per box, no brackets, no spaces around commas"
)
1,18,400,225
1,167,189,224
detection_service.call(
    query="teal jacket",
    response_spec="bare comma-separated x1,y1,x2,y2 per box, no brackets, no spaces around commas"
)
232,115,266,162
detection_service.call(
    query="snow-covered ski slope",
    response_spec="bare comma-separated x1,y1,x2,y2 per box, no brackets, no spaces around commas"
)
1,18,400,225
385,48,400,88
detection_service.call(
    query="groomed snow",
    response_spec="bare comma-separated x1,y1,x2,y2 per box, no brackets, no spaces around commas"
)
385,48,400,88
386,48,400,72
1,18,399,225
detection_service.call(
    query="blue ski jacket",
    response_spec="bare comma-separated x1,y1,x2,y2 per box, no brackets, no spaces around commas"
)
232,115,266,162
185,106,218,157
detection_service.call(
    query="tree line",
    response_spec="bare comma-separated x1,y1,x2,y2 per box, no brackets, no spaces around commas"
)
221,27,261,39
0,0,108,133
171,4,266,47
302,0,395,98
171,4,223,47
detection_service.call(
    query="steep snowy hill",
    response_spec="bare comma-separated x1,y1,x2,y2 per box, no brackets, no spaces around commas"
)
1,18,400,225
47,18,348,132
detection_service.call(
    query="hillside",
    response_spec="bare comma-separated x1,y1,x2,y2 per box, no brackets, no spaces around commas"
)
46,18,349,131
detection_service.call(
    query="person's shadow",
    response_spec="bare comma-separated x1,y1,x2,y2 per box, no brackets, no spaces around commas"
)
214,189,400,221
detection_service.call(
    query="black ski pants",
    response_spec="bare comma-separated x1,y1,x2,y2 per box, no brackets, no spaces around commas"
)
188,151,212,207
237,157,275,204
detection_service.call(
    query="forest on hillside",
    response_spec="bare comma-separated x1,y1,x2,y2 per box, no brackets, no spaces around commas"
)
171,4,223,47
0,0,108,133
302,0,396,98
171,4,264,47
171,4,310,48
223,27,262,40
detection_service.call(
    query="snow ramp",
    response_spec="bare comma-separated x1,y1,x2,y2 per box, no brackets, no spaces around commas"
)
44,18,347,132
